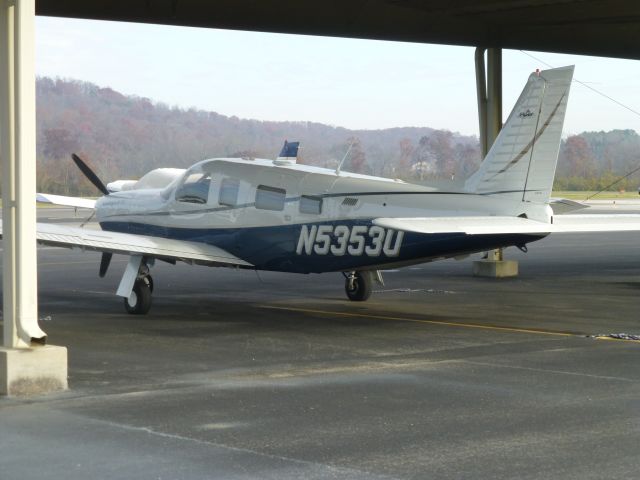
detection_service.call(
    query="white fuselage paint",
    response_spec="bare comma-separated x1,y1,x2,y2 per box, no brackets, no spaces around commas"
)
97,158,552,225
94,157,551,270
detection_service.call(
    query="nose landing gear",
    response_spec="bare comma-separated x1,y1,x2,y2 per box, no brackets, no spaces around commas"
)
118,256,154,315
124,275,153,314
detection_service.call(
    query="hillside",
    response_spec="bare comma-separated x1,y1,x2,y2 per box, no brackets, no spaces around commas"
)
555,129,640,191
36,77,480,195
35,77,640,195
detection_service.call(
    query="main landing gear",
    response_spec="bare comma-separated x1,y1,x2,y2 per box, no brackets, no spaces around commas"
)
123,259,154,315
343,270,384,301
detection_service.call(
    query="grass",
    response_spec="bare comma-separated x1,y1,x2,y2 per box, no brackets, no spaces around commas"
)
553,191,640,200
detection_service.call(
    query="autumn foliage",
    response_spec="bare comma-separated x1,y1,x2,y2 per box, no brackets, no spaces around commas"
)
34,77,639,195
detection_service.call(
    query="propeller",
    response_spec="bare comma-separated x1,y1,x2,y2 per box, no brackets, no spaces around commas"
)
71,154,112,277
71,153,109,195
99,252,112,278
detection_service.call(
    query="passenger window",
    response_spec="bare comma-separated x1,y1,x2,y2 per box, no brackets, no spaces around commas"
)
299,195,322,215
219,178,240,206
255,185,286,211
176,173,211,204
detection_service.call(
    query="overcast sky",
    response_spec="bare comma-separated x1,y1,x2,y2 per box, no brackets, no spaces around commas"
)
36,16,640,137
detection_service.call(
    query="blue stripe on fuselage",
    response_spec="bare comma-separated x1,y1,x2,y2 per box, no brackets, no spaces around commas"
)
100,220,546,273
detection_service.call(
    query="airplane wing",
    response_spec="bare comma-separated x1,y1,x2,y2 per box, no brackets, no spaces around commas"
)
548,198,588,214
0,220,253,268
373,214,640,235
37,193,96,209
551,214,640,232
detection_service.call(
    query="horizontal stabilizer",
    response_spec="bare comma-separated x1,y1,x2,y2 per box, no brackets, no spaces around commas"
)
549,198,588,214
373,216,553,235
374,214,640,235
551,214,640,232
37,193,96,209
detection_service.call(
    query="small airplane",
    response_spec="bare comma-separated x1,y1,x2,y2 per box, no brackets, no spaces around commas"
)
18,65,640,314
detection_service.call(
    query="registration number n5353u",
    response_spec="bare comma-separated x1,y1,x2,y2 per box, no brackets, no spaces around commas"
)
296,224,404,257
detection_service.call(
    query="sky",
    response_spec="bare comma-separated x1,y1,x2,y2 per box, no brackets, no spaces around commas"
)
36,16,640,137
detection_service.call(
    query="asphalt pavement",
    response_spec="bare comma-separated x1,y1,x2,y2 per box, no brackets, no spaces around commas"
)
1,206,639,480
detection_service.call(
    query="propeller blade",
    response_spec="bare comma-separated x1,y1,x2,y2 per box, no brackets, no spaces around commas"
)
99,252,112,278
72,153,109,195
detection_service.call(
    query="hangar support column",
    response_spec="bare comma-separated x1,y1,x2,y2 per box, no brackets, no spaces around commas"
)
473,47,518,278
1,0,67,396
475,47,502,159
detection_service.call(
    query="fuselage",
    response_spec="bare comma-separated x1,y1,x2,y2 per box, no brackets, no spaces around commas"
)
96,158,548,273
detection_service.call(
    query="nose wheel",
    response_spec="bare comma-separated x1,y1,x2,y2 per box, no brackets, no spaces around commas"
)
124,275,153,314
344,271,373,301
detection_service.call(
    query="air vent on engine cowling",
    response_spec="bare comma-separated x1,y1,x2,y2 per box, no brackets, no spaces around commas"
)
341,197,359,207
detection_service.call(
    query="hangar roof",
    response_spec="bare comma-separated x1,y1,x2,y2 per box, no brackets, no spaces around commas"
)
37,1,640,60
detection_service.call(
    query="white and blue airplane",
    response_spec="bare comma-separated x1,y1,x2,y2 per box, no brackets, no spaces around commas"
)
30,65,640,314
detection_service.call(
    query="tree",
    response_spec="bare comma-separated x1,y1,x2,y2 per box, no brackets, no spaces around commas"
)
42,128,78,160
559,135,596,178
396,137,414,178
453,142,481,179
344,137,368,173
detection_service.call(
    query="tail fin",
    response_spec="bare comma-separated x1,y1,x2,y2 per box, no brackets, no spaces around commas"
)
465,66,574,204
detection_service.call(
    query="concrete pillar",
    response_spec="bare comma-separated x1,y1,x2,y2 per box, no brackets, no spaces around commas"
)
1,0,67,396
474,47,516,277
472,249,519,278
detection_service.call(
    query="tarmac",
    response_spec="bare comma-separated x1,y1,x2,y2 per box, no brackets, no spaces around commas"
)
1,205,640,479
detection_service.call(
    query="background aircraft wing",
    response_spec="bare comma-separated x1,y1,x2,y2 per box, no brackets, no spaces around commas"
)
373,214,640,235
0,220,253,268
550,214,640,232
37,193,97,209
373,216,553,235
548,198,588,214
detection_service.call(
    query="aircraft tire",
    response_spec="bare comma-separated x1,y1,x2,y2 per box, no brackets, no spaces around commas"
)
345,271,373,301
124,277,152,314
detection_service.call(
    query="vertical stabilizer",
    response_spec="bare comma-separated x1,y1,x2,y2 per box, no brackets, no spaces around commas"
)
465,66,574,204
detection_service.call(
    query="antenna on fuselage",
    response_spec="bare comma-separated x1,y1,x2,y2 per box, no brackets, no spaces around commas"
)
335,140,355,176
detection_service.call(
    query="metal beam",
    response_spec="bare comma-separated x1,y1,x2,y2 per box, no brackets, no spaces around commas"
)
486,48,502,154
1,0,45,347
475,47,502,157
474,47,510,277
33,1,640,61
475,48,487,157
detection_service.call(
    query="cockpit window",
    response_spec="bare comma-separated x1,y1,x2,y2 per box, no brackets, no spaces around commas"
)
219,178,240,206
176,172,211,204
299,195,322,214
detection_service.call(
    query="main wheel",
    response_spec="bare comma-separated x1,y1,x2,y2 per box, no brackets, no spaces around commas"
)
345,271,373,301
124,277,152,314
